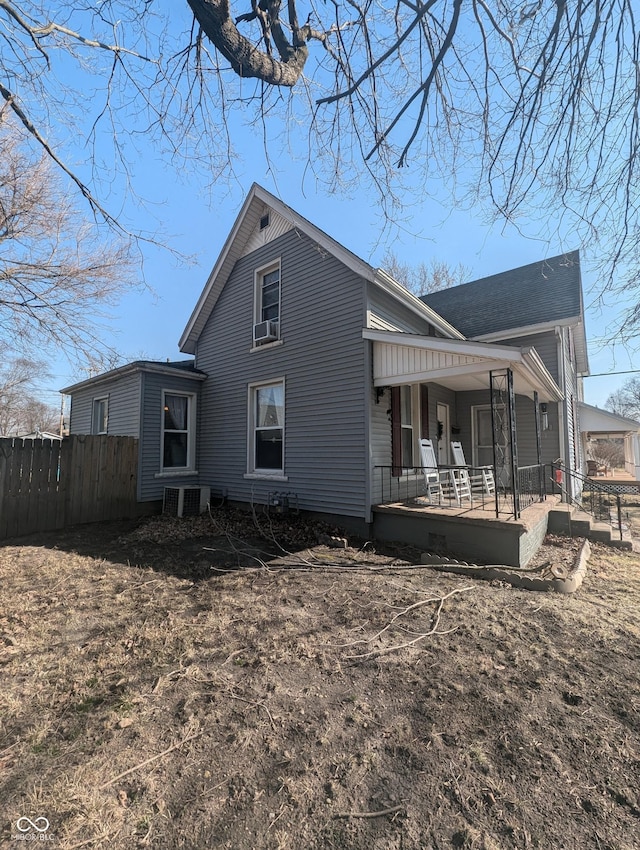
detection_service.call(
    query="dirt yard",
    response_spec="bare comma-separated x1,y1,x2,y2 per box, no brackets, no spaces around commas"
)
1,508,640,849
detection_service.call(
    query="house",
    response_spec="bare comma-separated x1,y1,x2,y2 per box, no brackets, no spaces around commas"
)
578,402,640,480
61,185,592,565
17,430,62,441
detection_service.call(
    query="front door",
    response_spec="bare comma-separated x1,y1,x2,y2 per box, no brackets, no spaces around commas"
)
473,404,510,486
436,402,450,465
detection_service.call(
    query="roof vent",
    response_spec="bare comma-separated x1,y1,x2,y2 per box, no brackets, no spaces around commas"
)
259,213,270,231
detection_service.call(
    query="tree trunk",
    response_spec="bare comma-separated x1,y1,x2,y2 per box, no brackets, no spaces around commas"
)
187,0,308,86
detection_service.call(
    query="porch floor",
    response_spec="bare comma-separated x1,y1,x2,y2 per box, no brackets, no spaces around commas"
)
589,467,635,480
586,468,640,493
374,493,560,529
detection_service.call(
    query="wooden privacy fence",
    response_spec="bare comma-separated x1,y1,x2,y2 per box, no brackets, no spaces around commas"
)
0,435,139,540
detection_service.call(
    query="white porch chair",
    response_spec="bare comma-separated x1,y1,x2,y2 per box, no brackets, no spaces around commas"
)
418,439,446,503
450,441,496,496
419,439,471,504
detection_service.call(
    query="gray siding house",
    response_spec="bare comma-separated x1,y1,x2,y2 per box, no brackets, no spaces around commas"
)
61,185,588,552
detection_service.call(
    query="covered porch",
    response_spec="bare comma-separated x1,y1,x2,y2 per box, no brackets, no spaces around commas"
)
365,329,564,533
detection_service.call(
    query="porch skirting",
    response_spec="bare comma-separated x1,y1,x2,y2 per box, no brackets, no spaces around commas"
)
371,499,555,568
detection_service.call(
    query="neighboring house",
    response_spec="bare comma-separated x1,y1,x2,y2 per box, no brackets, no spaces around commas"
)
578,402,640,480
61,185,592,561
16,430,62,441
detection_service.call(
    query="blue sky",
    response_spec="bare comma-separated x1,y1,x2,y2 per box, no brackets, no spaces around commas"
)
29,3,637,415
41,160,636,415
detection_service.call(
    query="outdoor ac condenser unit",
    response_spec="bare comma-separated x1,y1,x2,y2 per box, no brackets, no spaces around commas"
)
253,320,278,344
163,486,210,518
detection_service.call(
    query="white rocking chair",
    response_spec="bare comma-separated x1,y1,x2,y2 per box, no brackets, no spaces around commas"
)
450,441,496,496
419,439,471,504
418,439,446,503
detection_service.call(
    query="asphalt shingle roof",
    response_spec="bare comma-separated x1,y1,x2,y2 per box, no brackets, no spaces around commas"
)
421,251,582,339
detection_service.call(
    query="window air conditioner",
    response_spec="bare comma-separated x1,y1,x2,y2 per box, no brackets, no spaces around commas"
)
163,486,210,517
253,320,279,344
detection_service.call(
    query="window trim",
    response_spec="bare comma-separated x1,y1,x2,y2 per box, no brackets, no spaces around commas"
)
400,385,415,471
247,378,285,477
391,384,429,476
161,390,197,473
253,259,281,343
92,397,109,435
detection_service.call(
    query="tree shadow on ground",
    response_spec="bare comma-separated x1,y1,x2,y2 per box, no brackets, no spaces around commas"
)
1,509,383,582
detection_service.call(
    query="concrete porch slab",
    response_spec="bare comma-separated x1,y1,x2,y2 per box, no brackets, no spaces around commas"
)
372,497,560,568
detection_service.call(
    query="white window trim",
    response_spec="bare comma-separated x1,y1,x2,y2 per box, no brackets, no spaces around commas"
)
161,390,197,473
400,385,415,473
253,259,281,343
92,396,109,435
395,384,423,474
250,338,284,354
247,377,285,477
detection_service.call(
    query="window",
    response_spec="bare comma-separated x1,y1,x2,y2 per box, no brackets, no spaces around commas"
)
92,397,108,434
162,392,195,471
473,406,495,467
391,384,428,475
400,386,414,468
254,262,281,344
249,380,284,474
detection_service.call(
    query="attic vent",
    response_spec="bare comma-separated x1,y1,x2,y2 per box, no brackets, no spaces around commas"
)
259,213,270,231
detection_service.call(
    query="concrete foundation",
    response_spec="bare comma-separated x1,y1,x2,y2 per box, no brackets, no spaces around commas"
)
372,500,552,567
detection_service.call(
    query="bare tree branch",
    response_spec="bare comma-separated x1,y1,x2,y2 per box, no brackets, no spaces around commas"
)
0,0,639,337
0,121,135,362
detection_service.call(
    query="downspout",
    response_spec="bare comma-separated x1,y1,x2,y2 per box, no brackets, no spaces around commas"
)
555,326,568,500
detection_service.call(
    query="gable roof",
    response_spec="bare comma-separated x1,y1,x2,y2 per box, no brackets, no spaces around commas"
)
178,184,462,354
421,251,588,375
421,251,583,337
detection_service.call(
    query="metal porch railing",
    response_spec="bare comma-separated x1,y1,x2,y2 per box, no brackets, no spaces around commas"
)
548,460,627,541
516,464,546,512
374,463,548,519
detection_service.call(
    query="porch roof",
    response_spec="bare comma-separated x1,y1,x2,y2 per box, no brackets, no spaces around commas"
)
363,330,564,401
578,402,640,436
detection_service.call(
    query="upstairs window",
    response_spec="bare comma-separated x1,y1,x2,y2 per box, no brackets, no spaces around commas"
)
162,392,195,471
92,397,108,434
253,262,281,345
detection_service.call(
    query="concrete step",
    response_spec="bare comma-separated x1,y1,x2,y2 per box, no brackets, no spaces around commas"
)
546,504,630,548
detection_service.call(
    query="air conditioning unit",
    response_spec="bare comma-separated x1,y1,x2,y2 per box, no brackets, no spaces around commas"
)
253,320,279,344
163,486,210,517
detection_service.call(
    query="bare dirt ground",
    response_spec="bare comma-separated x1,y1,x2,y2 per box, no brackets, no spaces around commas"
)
1,507,640,849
